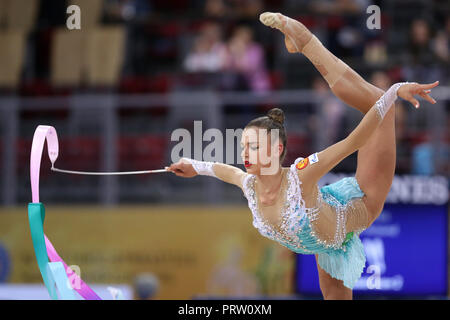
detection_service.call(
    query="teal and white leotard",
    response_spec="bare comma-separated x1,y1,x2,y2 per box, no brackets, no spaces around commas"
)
242,156,369,289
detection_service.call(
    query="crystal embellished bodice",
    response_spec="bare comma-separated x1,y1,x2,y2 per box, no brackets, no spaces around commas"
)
242,158,369,254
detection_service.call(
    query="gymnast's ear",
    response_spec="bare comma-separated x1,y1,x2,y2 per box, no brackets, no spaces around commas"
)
275,142,284,158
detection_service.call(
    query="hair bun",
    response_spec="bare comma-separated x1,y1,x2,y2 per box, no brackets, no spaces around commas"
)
267,108,285,125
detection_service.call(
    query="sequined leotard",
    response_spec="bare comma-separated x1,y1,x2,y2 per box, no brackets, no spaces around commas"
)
242,156,369,289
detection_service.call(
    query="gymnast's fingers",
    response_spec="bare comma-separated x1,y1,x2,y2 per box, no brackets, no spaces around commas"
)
165,165,173,173
175,164,185,173
167,163,181,173
419,81,439,90
406,95,420,109
169,165,185,176
419,91,436,104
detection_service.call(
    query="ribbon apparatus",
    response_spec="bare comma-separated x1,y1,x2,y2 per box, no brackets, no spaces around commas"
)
28,125,167,299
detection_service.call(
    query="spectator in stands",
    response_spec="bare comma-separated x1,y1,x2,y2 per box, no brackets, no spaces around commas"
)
408,18,435,65
204,0,229,19
204,0,263,20
229,0,263,19
411,135,435,176
309,76,346,150
223,25,271,92
402,18,443,83
309,0,370,15
432,16,449,66
133,272,159,300
410,132,450,176
183,22,228,72
411,128,449,176
104,0,153,23
443,112,450,175
308,0,370,59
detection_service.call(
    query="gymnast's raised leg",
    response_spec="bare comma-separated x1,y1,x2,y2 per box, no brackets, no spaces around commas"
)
259,11,400,228
260,12,398,299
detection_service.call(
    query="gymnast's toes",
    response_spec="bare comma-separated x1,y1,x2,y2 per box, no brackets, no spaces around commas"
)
259,12,282,29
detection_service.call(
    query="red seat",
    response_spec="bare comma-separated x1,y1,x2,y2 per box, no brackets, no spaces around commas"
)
59,137,101,172
118,136,136,170
295,15,318,29
157,22,182,37
407,131,430,146
119,74,172,93
16,137,55,180
118,134,169,175
16,138,33,174
269,70,283,90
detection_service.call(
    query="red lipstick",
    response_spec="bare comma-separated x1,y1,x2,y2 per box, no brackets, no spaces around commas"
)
244,160,252,168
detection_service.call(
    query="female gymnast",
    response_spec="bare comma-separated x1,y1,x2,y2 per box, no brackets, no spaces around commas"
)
167,13,439,299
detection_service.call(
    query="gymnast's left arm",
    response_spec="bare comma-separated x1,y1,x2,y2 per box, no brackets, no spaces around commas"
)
295,81,439,189
166,158,247,189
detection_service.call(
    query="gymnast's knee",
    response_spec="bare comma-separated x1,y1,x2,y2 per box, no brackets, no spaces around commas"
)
364,84,385,110
372,86,385,99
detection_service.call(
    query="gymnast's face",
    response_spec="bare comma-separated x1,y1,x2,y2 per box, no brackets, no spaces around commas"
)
240,127,283,175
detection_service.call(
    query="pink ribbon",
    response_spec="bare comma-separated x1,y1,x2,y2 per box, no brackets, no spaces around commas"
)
30,126,58,203
44,235,100,300
30,125,101,300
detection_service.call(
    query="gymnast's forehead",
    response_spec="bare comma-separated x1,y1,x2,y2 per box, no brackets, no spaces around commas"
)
241,127,262,144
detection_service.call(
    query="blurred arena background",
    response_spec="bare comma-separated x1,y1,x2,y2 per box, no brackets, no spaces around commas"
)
0,0,449,299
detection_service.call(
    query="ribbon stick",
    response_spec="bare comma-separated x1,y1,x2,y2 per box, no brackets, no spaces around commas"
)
29,125,101,300
51,167,168,175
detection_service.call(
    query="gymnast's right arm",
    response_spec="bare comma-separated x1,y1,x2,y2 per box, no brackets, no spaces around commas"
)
166,158,247,189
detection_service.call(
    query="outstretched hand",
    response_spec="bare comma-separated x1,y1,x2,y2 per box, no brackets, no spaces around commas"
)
397,81,439,108
166,158,197,178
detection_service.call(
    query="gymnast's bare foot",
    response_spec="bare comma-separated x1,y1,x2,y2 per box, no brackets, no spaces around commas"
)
259,12,312,53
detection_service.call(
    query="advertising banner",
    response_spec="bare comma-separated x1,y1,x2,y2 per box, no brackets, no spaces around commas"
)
0,206,294,299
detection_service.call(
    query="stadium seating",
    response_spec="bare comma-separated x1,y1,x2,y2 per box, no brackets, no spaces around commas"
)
51,26,125,87
85,26,125,87
69,0,103,29
0,31,26,88
1,0,39,32
51,28,85,87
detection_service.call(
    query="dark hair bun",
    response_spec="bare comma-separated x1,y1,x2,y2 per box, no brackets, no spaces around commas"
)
267,108,285,125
